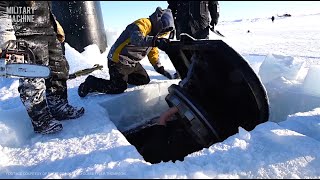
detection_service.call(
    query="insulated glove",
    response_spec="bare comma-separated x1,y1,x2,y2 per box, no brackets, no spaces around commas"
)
155,38,170,52
210,19,218,27
155,66,172,79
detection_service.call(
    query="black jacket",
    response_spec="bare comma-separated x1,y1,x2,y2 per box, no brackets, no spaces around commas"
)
168,1,219,30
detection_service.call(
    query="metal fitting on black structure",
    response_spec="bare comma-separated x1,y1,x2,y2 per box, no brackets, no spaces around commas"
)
52,1,107,53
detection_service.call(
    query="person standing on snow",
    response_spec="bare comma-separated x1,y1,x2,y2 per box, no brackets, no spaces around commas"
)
167,1,220,40
271,16,275,23
0,1,85,134
78,7,175,98
166,1,220,79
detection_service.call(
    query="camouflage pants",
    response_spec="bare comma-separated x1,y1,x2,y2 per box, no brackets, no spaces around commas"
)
17,34,70,128
0,1,16,45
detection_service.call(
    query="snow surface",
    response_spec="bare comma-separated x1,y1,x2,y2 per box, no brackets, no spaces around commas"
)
1,13,320,179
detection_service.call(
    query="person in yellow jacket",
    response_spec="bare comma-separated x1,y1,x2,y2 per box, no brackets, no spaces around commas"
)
78,7,175,97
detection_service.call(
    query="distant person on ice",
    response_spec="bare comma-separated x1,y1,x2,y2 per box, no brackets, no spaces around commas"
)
78,7,175,98
271,16,275,22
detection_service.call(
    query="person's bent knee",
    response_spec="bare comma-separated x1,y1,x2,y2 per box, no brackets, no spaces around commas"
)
118,81,128,92
109,81,127,94
138,77,150,85
144,77,151,85
135,76,150,85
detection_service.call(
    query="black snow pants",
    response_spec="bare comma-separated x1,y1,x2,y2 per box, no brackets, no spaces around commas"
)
87,60,151,94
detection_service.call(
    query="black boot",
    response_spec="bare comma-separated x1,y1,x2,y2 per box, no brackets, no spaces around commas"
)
78,75,127,97
52,104,85,121
18,76,63,135
78,75,97,97
26,100,63,134
34,119,63,134
46,78,85,121
30,104,63,134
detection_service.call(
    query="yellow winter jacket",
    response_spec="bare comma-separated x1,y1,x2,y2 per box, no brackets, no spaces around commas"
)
107,8,174,67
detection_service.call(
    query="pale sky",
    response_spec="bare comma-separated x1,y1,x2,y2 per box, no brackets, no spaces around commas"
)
100,1,320,30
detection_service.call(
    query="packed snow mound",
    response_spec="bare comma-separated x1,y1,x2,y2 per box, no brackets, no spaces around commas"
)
302,66,320,97
258,54,306,84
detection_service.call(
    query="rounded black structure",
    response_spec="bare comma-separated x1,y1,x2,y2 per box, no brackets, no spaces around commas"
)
165,34,270,147
52,1,107,53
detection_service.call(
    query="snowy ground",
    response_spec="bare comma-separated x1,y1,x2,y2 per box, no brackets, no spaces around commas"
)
0,13,320,179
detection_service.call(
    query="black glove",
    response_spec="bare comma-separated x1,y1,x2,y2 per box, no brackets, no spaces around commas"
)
211,18,218,26
155,38,170,52
155,66,172,79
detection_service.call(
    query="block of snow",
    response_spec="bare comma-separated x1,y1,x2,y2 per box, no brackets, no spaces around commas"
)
100,80,179,132
238,127,251,141
258,54,305,84
242,54,266,75
302,65,320,97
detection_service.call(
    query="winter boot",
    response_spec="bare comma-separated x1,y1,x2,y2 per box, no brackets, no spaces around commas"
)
17,76,63,135
34,119,63,135
78,75,127,97
78,75,96,97
53,104,85,121
45,78,85,121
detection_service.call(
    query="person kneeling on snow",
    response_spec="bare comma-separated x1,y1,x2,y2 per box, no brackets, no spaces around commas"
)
78,7,175,97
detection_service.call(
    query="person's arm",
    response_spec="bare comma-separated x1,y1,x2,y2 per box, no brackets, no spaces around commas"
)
130,18,156,47
158,106,179,126
147,47,159,66
147,46,173,79
208,1,220,26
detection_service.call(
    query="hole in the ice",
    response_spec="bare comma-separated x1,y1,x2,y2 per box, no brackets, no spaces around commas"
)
99,80,203,164
266,83,320,123
265,78,320,122
123,116,203,164
257,54,320,122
